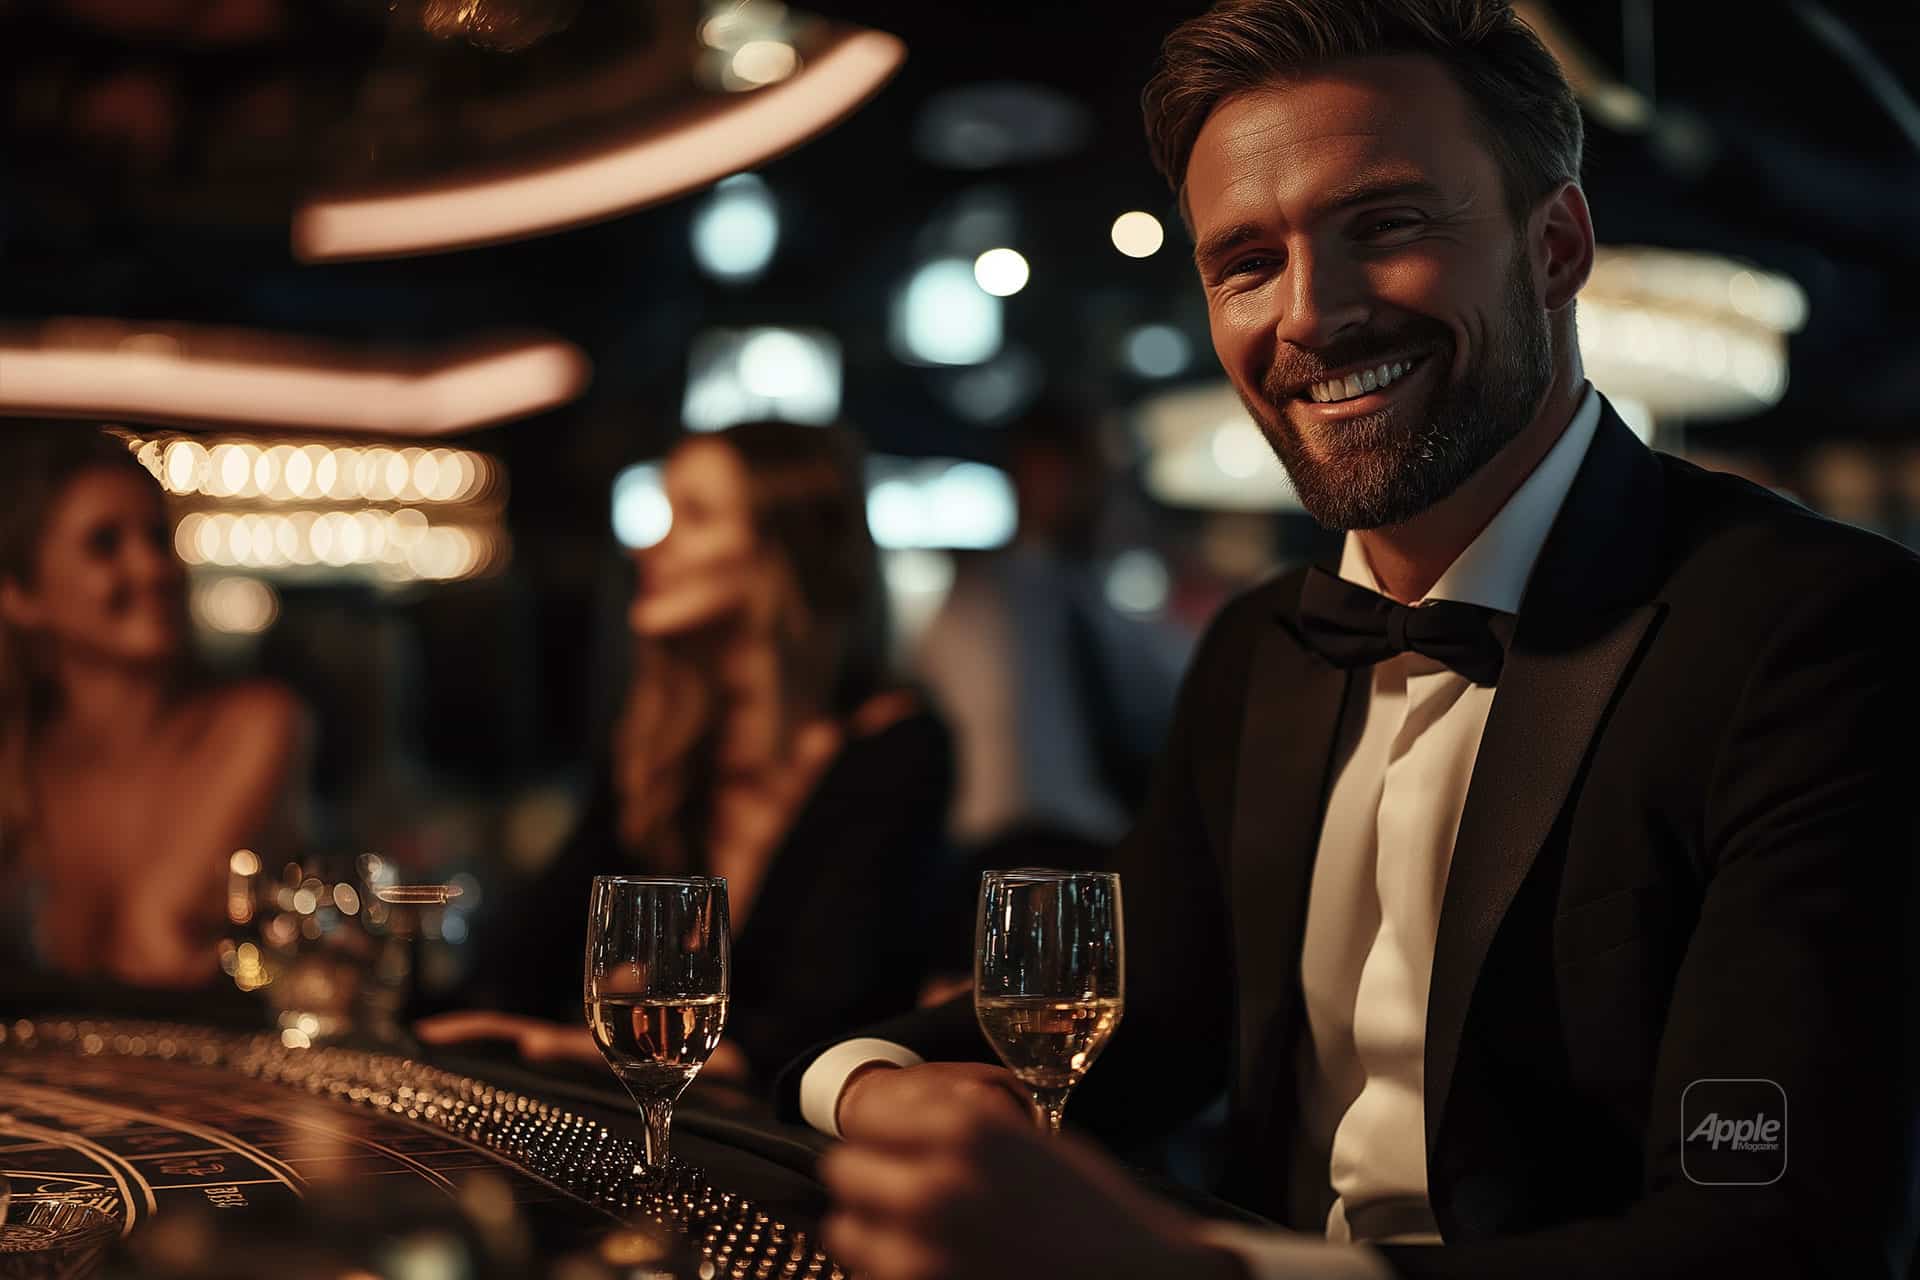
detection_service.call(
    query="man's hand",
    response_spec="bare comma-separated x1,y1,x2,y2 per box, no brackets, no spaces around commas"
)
820,1083,1249,1280
835,1062,1032,1139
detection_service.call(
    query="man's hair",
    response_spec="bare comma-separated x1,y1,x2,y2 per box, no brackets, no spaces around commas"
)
1142,0,1583,227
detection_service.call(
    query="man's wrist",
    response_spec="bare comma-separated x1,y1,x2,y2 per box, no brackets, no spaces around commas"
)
834,1061,898,1135
796,1038,925,1137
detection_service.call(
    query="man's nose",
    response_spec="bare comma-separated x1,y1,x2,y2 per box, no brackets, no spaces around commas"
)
1273,246,1371,349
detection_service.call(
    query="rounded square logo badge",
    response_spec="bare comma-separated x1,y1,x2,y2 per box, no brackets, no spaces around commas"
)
1682,1078,1787,1186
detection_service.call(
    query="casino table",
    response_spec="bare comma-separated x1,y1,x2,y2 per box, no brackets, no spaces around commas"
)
1,983,1262,1278
0,1000,845,1279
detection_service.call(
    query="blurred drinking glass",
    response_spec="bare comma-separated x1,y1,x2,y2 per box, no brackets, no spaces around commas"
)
585,876,730,1180
974,868,1124,1136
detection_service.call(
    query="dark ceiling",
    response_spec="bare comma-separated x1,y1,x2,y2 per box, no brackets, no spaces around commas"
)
4,0,1917,479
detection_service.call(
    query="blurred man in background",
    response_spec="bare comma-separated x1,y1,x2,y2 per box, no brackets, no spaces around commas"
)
915,397,1191,850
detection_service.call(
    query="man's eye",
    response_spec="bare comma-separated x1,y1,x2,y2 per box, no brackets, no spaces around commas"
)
1361,216,1423,238
1224,255,1277,278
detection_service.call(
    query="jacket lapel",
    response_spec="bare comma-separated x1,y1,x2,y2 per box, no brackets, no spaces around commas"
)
1228,573,1355,1207
1423,404,1668,1162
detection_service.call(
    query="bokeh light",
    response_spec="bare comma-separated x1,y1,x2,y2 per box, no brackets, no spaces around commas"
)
973,248,1030,297
1111,211,1165,258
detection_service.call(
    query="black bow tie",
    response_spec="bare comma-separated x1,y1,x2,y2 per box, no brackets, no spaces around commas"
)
1295,566,1508,686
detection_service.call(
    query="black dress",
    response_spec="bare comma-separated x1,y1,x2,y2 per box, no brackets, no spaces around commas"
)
464,709,954,1082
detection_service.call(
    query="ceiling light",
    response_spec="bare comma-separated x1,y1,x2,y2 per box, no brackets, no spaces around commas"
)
973,248,1029,298
293,29,904,261
1,325,589,435
1137,382,1301,512
1577,247,1807,421
893,260,1001,366
1123,324,1191,379
1111,211,1165,258
690,173,779,282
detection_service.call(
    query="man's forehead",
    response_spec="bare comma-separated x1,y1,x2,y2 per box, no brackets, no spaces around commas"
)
1186,55,1484,223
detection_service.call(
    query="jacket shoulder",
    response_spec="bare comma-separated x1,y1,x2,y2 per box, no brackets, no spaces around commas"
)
1657,454,1920,599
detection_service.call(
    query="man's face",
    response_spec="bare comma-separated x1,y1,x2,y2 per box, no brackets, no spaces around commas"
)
1187,55,1556,530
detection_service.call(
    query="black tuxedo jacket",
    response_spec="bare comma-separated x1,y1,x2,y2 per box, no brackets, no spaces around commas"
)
786,403,1920,1278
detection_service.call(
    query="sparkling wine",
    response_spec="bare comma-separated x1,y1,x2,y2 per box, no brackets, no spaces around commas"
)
588,994,727,1093
975,995,1123,1090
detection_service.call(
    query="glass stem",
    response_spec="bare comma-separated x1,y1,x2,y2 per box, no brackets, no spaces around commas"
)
1029,1086,1070,1137
635,1095,674,1173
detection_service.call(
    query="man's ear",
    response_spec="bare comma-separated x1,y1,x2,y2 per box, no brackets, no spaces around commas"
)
0,577,43,631
1535,180,1595,314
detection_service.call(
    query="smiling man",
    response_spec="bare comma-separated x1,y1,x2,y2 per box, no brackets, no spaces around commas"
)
801,3,1920,1278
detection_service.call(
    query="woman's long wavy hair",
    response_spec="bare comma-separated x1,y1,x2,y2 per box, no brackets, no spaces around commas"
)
0,425,173,858
613,422,889,867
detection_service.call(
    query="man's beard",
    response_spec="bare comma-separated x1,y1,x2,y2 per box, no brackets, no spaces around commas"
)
1243,247,1554,531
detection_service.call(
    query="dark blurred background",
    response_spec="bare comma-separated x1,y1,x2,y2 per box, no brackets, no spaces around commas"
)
4,0,1916,989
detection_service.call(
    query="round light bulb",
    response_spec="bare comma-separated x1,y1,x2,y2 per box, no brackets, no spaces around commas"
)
1111,210,1165,258
973,248,1029,297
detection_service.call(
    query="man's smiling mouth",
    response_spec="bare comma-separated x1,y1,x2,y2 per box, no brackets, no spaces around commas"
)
1306,356,1425,403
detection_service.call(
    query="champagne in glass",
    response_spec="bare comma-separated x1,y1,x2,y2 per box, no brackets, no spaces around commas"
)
586,876,730,1180
974,869,1124,1135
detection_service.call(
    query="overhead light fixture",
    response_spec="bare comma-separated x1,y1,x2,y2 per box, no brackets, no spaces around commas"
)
1111,211,1165,259
615,454,1016,553
292,28,905,262
1137,382,1302,513
691,173,780,282
1123,324,1192,379
865,457,1017,549
173,509,504,582
120,429,510,585
0,321,590,435
892,259,1002,366
612,462,673,550
972,248,1029,298
1577,247,1807,422
143,439,500,506
682,326,842,431
192,576,281,636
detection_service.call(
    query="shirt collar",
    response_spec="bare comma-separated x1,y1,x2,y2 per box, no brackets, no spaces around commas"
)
1337,385,1603,613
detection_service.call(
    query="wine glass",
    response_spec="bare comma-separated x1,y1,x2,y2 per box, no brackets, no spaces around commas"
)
974,868,1124,1136
585,876,730,1180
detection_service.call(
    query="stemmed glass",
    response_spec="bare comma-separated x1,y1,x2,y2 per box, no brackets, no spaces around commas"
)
585,876,730,1180
974,868,1124,1136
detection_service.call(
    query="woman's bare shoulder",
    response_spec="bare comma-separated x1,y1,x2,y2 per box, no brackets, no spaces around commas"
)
197,680,303,754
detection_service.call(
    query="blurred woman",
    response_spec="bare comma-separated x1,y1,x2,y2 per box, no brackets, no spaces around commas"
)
0,426,302,986
423,422,952,1083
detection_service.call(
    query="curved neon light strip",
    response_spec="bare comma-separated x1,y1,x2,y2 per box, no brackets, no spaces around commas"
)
292,29,906,262
0,340,591,435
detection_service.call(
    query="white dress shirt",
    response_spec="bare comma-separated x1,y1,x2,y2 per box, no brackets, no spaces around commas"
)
804,389,1605,1279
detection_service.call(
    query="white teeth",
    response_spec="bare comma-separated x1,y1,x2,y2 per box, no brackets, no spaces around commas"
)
1308,358,1418,404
